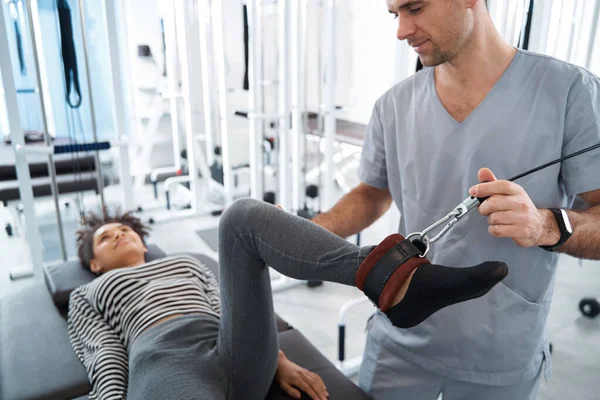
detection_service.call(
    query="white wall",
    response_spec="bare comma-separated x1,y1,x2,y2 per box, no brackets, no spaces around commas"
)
336,2,401,123
300,1,404,125
328,0,600,125
124,0,163,119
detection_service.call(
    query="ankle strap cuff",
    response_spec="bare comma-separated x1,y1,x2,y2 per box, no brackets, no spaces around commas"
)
364,239,425,309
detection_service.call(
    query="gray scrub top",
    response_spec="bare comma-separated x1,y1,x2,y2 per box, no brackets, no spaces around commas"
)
358,49,600,385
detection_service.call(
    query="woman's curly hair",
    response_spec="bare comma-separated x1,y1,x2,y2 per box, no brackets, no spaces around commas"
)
76,208,151,270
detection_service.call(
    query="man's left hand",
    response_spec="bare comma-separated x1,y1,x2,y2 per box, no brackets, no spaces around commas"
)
469,168,558,248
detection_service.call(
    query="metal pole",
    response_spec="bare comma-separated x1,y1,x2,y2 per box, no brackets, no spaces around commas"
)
77,0,106,213
586,0,600,69
174,0,199,213
0,1,45,277
248,0,264,200
144,1,187,190
162,0,183,172
323,0,336,210
299,0,308,208
26,0,67,261
277,0,290,210
122,0,144,148
105,0,134,211
212,0,234,206
290,0,300,212
197,0,215,169
291,0,307,213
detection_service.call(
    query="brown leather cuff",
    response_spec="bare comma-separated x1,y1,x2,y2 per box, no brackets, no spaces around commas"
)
356,234,430,311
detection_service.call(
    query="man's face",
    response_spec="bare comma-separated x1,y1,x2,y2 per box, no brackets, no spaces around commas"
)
387,0,475,66
90,223,147,274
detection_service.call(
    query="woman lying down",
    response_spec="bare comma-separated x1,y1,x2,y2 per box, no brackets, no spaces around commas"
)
68,198,508,400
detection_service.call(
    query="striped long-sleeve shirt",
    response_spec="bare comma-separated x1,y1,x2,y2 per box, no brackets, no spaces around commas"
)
67,255,220,399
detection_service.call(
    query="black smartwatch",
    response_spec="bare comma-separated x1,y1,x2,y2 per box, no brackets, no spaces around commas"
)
540,208,573,252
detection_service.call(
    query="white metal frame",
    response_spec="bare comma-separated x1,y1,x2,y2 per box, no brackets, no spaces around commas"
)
247,0,265,201
77,0,106,210
290,0,308,212
211,0,235,207
137,0,185,190
106,0,135,211
322,0,337,211
145,0,243,223
277,0,291,211
336,296,372,377
0,0,45,280
2,0,135,279
19,0,69,265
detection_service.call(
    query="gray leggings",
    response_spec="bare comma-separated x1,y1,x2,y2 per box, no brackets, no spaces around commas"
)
218,198,372,399
129,198,372,400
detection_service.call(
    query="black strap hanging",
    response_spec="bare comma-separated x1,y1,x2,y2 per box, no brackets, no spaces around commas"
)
243,4,249,90
520,0,535,50
57,0,82,108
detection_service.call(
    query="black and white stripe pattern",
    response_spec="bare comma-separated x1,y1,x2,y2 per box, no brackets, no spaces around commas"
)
68,255,220,399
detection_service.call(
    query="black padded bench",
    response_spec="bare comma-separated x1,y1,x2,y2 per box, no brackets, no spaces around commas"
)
0,170,104,205
0,139,104,205
0,246,371,400
0,155,97,182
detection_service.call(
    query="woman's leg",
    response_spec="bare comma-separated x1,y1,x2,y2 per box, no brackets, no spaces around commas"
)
217,198,507,400
217,198,371,400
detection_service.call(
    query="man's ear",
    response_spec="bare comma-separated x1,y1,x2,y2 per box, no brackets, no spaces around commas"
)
90,259,102,275
144,245,148,253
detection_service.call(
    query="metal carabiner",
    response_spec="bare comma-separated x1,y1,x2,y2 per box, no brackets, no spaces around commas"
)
411,195,482,255
419,209,462,243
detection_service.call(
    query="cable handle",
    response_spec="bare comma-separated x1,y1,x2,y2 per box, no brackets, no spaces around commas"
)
410,143,600,250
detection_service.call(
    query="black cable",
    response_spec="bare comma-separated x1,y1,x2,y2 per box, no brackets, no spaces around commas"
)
303,115,309,210
520,0,535,50
57,0,82,108
243,4,249,91
509,143,600,182
53,1,85,219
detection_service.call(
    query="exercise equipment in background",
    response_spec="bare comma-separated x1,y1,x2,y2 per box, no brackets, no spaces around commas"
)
0,0,134,279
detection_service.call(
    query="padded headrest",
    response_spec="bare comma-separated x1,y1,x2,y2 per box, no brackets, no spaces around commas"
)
43,244,167,308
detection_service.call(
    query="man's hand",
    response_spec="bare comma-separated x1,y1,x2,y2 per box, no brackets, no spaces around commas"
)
275,350,329,400
469,168,559,248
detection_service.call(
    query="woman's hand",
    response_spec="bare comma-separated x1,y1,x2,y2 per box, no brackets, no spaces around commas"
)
275,350,329,400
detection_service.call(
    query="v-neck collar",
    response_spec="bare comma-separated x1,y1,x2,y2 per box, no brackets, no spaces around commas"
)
428,49,522,126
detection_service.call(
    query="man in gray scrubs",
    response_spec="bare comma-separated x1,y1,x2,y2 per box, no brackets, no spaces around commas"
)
311,0,600,398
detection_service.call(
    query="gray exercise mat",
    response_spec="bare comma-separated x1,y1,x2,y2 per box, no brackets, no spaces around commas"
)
196,227,219,252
